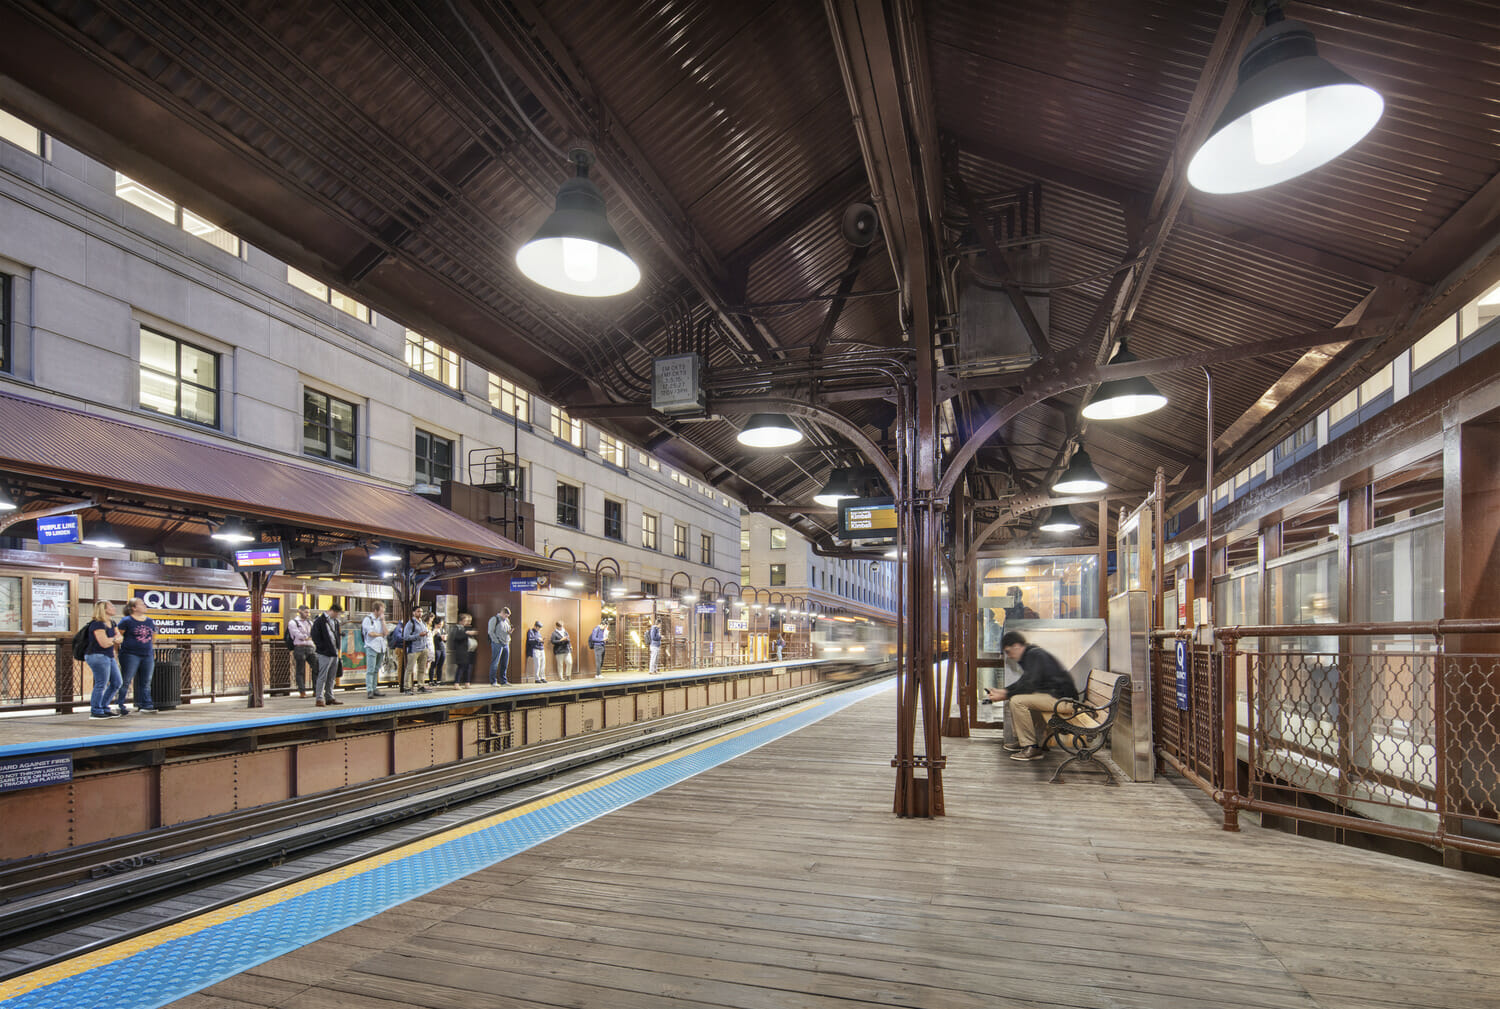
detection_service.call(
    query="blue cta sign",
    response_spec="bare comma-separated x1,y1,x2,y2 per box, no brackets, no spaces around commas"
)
0,754,73,792
1175,639,1190,710
510,577,540,592
36,515,81,545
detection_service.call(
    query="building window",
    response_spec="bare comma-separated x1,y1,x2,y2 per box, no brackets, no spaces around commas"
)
604,499,623,541
139,328,219,427
770,563,787,587
303,388,358,466
642,512,659,551
556,482,580,529
487,374,530,423
599,432,627,468
115,172,242,256
674,523,688,559
1274,420,1316,463
284,265,370,322
404,328,458,388
637,451,660,472
0,273,9,375
741,564,751,584
641,581,659,598
770,528,786,549
414,428,454,485
740,528,750,551
551,406,584,449
0,109,42,156
701,533,713,566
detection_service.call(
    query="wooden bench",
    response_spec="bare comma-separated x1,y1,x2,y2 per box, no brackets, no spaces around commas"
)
1042,669,1129,784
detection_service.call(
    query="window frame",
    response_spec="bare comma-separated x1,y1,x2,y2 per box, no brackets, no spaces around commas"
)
0,273,10,375
674,522,688,559
556,481,580,529
599,431,627,468
551,406,584,449
138,326,221,429
700,532,713,566
641,512,659,551
301,387,359,468
770,563,787,587
405,329,460,390
414,427,455,486
603,498,623,541
487,374,530,423
770,528,787,550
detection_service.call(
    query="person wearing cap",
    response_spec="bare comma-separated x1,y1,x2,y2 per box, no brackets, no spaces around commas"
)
984,631,1077,761
525,619,546,682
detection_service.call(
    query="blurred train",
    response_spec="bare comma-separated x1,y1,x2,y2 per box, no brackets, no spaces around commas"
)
811,617,898,675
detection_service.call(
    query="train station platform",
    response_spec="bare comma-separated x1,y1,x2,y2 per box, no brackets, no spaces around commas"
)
3,679,1494,1009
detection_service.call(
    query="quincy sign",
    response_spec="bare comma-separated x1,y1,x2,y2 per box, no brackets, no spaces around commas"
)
129,584,282,640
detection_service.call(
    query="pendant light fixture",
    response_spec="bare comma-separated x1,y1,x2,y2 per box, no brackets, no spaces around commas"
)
368,542,402,564
737,413,803,448
813,467,859,508
1052,448,1107,495
1038,506,1081,533
82,519,125,549
1082,336,1168,420
516,148,641,298
1187,2,1382,194
210,517,256,544
0,486,15,512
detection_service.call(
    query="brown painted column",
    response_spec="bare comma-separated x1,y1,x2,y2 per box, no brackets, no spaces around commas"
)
244,569,270,708
1441,413,1500,867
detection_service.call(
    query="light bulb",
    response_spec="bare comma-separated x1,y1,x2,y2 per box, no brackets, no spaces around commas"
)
562,237,599,283
1250,90,1307,166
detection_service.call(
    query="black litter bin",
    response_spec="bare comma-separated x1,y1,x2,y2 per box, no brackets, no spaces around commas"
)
152,650,183,710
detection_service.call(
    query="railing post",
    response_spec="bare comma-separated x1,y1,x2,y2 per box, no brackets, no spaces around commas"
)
54,639,73,713
1220,630,1240,832
1433,625,1450,850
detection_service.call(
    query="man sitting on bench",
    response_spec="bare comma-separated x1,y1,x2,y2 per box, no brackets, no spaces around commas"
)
985,631,1078,762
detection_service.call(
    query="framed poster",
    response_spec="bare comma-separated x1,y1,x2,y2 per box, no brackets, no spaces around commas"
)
0,577,21,632
30,578,71,633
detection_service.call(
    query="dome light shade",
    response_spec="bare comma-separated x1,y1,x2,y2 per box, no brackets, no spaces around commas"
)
738,413,802,448
1039,506,1081,533
516,150,640,297
82,520,125,549
813,467,858,507
1082,338,1168,420
210,517,256,544
1052,450,1108,495
1187,14,1382,195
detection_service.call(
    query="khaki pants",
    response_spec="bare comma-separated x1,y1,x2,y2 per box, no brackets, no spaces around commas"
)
1007,693,1064,747
405,649,429,691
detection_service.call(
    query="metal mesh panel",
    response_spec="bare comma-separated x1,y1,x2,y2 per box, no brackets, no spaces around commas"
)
1443,655,1500,824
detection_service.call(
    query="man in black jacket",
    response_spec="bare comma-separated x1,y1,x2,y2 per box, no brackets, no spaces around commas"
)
311,603,345,707
984,631,1076,761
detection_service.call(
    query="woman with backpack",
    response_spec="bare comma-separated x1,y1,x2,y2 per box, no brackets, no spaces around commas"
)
83,600,126,719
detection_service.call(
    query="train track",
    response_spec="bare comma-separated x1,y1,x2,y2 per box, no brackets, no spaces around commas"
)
0,668,889,974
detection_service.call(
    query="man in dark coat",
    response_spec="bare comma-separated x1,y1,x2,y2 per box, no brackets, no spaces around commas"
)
984,631,1077,761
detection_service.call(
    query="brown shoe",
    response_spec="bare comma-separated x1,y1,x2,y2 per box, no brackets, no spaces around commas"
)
299,690,308,698
1010,746,1045,761
315,699,326,707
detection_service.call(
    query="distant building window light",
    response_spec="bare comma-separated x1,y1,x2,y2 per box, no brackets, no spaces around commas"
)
405,328,459,388
740,528,750,551
487,374,530,422
701,533,713,566
1411,318,1458,371
1327,388,1360,428
286,265,371,323
0,109,41,156
770,563,786,586
674,523,688,559
637,451,660,472
551,406,584,448
642,512,659,551
770,528,786,550
116,172,242,256
139,327,219,428
599,432,627,468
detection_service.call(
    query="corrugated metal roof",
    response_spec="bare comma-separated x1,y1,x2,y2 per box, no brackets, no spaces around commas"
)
0,392,547,565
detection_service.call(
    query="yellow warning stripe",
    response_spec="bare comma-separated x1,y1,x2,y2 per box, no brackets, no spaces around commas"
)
0,699,816,999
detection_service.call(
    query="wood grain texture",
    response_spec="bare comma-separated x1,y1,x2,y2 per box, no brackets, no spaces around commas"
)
168,694,1500,1009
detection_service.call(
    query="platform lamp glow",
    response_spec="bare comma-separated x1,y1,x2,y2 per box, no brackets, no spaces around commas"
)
1038,506,1081,533
737,413,802,448
1186,2,1383,194
368,542,402,564
0,486,15,512
82,518,125,549
1052,448,1108,495
210,517,256,544
813,467,858,507
516,148,640,298
1081,337,1168,420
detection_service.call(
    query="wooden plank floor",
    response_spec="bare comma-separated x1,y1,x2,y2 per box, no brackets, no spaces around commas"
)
165,691,1500,1009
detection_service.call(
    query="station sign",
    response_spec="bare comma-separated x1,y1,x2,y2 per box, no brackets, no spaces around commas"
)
0,754,73,792
129,584,282,641
36,515,81,545
510,576,543,592
695,603,717,614
726,619,748,631
1175,639,1190,710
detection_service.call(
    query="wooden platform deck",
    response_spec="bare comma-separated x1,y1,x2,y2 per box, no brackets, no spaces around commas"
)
166,691,1500,1009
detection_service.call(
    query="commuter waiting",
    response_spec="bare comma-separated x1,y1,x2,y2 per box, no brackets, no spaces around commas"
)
647,620,663,674
401,607,431,694
428,614,446,688
588,619,607,675
311,603,344,706
447,612,477,687
84,600,126,719
360,602,389,698
550,621,572,680
118,597,159,712
488,607,512,685
526,620,545,682
984,631,1078,761
288,605,316,697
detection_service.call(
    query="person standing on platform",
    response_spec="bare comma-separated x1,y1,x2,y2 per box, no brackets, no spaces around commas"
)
773,635,785,661
85,600,125,719
488,607,512,685
311,603,344,706
647,620,663,674
289,605,316,697
429,614,446,687
550,621,572,680
360,602,389,699
526,620,545,681
118,597,158,712
402,606,430,694
448,612,477,687
984,631,1078,761
588,619,607,676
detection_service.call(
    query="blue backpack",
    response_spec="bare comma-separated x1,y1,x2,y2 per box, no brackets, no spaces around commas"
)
387,622,406,650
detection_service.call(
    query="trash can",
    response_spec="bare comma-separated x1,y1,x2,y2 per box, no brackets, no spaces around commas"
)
152,650,183,710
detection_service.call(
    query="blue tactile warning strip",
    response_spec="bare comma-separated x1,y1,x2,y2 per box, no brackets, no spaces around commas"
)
0,659,826,759
0,677,894,1009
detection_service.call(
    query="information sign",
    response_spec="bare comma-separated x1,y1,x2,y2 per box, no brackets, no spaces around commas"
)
510,576,540,592
726,618,748,631
0,755,73,793
695,603,716,614
129,584,281,641
1175,639,1190,710
651,353,705,415
36,515,81,545
839,497,898,540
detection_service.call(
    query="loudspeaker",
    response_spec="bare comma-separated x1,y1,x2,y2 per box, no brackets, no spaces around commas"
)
840,203,879,247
